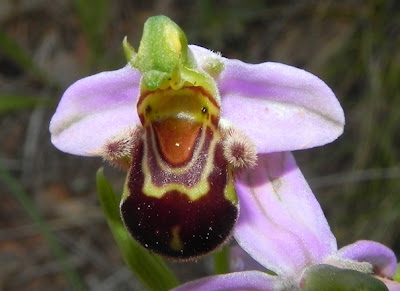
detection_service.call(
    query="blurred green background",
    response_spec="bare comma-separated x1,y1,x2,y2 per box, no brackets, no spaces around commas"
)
1,0,399,290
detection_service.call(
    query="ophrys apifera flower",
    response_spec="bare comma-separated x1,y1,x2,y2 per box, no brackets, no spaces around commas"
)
49,16,344,260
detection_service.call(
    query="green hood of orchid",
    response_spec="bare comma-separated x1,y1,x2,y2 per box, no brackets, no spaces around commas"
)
123,15,220,102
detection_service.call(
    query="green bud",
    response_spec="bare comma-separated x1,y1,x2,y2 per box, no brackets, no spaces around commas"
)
302,264,388,291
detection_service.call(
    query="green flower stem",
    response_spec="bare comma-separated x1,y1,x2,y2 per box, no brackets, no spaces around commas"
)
0,164,86,290
96,168,180,291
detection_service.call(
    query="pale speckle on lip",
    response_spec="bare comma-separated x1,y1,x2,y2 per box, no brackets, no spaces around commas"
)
176,112,196,120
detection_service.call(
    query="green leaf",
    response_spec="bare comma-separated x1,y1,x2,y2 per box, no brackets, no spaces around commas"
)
0,95,51,114
0,163,86,290
213,245,230,274
96,168,180,291
303,264,388,291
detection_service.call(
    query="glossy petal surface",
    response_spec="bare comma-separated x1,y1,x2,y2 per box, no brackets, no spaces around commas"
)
217,53,344,153
50,66,141,156
171,271,277,291
338,240,398,278
233,152,337,277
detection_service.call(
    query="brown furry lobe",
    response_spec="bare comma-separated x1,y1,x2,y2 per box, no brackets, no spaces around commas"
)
222,127,257,169
98,126,142,170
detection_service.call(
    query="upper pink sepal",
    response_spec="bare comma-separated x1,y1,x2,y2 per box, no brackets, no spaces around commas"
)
218,58,345,153
49,66,141,156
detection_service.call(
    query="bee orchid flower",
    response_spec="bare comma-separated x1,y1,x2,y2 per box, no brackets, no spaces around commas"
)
50,16,344,260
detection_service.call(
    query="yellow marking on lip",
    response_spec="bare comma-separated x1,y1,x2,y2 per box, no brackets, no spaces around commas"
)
137,87,220,126
169,225,183,251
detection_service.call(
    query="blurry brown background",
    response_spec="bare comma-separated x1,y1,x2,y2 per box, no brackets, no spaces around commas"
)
1,0,399,290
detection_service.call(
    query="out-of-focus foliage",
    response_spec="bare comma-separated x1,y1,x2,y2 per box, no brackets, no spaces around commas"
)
0,95,50,114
